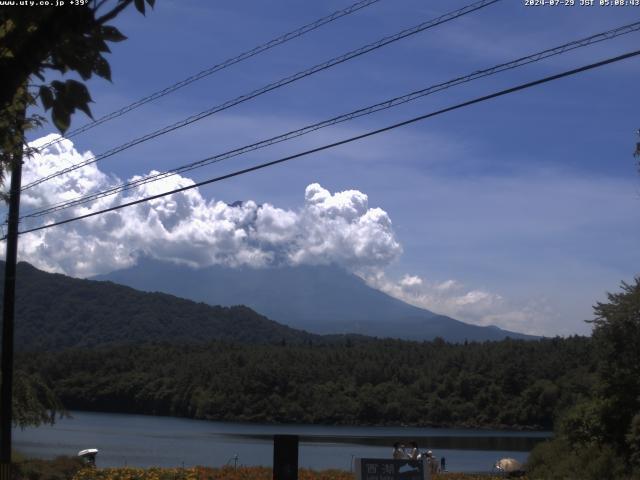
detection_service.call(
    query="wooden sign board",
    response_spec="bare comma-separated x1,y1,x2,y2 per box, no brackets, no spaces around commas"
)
354,458,431,480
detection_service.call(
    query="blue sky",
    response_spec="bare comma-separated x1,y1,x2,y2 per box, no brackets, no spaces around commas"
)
18,0,640,336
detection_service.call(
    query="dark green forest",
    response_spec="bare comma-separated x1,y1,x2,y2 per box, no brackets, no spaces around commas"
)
4,261,323,350
526,278,640,479
6,259,640,477
19,336,594,430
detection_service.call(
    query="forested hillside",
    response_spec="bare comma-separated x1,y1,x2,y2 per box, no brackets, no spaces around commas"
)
2,261,320,350
19,336,594,430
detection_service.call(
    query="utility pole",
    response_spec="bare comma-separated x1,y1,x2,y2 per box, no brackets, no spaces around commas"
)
0,105,25,480
273,435,299,480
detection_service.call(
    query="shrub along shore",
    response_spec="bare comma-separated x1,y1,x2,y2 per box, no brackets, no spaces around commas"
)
77,467,524,480
11,456,524,479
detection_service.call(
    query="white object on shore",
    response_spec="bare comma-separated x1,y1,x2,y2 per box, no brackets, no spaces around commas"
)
78,449,99,457
495,457,523,473
78,448,99,466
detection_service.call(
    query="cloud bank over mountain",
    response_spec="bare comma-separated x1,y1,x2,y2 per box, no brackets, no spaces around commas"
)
362,271,555,335
4,134,546,333
16,135,402,277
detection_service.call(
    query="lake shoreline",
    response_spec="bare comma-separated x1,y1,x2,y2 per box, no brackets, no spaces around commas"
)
15,411,546,472
61,406,550,433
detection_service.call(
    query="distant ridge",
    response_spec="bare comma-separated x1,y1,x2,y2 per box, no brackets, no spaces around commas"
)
1,261,323,351
95,258,537,342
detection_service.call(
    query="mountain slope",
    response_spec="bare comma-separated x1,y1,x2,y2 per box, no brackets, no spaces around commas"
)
1,261,319,351
95,258,536,342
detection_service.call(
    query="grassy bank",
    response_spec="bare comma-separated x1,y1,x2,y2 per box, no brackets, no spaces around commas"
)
70,466,523,480
10,458,526,480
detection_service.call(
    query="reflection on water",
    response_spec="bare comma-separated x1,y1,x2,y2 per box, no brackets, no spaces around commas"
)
14,411,551,472
230,433,543,452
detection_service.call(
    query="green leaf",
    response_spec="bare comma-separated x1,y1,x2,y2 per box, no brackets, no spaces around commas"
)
101,25,127,43
52,105,71,134
76,102,93,119
75,59,93,80
93,56,112,81
134,0,146,15
96,38,111,53
39,86,54,111
64,80,93,119
65,80,92,105
50,80,66,98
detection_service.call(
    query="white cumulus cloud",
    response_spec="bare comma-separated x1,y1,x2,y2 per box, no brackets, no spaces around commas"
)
7,135,402,278
360,270,554,335
1,134,554,334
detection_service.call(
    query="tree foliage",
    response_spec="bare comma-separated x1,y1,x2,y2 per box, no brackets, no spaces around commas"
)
11,371,65,429
19,336,595,431
0,369,64,429
0,0,155,429
591,279,640,455
527,278,640,479
0,0,155,182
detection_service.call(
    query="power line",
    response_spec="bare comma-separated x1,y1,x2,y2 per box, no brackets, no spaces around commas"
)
24,20,638,217
22,0,500,191
21,20,640,219
11,48,640,240
35,0,384,152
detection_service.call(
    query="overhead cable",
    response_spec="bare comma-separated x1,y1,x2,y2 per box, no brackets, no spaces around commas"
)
22,0,500,191
11,48,640,239
35,0,384,151
21,20,640,219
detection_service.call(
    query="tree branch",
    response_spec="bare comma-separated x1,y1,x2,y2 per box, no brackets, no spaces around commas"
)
94,0,110,11
96,0,133,25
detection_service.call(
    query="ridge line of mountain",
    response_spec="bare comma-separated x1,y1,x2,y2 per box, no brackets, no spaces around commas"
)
94,258,537,342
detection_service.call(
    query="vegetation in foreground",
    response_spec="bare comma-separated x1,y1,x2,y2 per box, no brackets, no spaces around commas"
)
526,278,640,479
12,455,84,480
69,466,516,480
8,459,519,480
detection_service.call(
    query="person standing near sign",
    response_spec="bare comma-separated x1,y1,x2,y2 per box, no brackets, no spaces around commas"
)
392,443,409,459
408,442,421,460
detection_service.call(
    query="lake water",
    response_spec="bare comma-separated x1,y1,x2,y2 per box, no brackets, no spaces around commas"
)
14,411,551,473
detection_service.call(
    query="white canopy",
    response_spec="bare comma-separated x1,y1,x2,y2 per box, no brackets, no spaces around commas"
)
78,449,99,457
